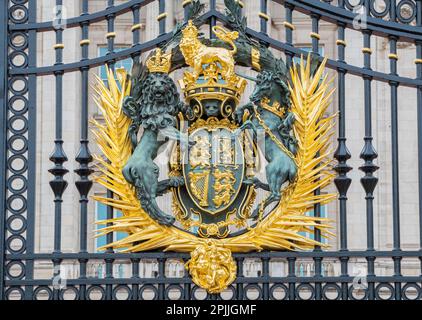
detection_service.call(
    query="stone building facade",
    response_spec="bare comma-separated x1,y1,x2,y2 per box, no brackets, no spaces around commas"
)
32,0,421,282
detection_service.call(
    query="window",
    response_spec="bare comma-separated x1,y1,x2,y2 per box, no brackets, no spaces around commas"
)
293,46,324,64
98,46,133,87
300,204,328,245
95,202,127,252
190,211,200,235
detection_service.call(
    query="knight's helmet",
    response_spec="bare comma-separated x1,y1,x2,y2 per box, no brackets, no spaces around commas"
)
178,21,247,120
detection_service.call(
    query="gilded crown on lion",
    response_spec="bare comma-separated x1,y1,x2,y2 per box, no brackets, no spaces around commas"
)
182,20,199,38
146,48,171,74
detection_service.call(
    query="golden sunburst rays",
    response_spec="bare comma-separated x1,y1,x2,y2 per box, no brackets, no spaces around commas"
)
284,55,337,246
90,67,139,217
92,55,336,254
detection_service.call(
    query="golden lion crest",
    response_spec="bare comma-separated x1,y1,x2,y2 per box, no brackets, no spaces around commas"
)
180,20,239,81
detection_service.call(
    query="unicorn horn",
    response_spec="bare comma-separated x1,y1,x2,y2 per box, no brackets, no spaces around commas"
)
235,72,257,82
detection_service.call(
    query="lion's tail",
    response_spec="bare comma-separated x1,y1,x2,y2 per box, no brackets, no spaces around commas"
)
212,25,239,55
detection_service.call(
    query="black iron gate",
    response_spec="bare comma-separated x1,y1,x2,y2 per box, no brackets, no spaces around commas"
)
1,0,422,300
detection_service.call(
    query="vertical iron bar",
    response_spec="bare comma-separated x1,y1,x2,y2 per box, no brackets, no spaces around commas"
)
131,258,140,300
25,0,38,301
105,0,116,300
209,292,218,300
390,0,397,22
130,4,141,299
262,257,270,300
75,0,92,301
260,0,268,35
158,0,166,36
287,257,296,300
49,0,68,301
359,24,378,300
158,258,165,299
183,257,191,300
106,0,116,66
310,13,322,300
131,4,141,64
334,1,352,299
236,257,244,299
210,0,216,39
388,34,402,300
311,14,320,54
284,4,294,68
0,0,8,301
310,13,320,226
416,0,422,277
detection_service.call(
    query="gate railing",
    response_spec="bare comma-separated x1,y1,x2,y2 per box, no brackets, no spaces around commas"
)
1,0,422,300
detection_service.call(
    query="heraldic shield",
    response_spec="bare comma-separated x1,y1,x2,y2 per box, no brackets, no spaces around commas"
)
92,0,336,294
182,125,244,214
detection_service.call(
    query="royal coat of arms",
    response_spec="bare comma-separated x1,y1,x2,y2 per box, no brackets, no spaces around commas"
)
92,0,336,294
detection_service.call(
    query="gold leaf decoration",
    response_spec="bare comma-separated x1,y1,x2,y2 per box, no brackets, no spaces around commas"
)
185,240,237,294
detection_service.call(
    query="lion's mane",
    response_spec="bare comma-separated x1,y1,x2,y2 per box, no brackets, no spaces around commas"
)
123,72,182,131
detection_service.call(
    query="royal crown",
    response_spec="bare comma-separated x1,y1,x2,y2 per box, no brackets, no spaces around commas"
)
182,20,199,38
179,65,247,106
260,97,285,118
146,48,171,73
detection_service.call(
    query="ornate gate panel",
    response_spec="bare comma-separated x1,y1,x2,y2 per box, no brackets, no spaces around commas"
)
1,0,422,300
